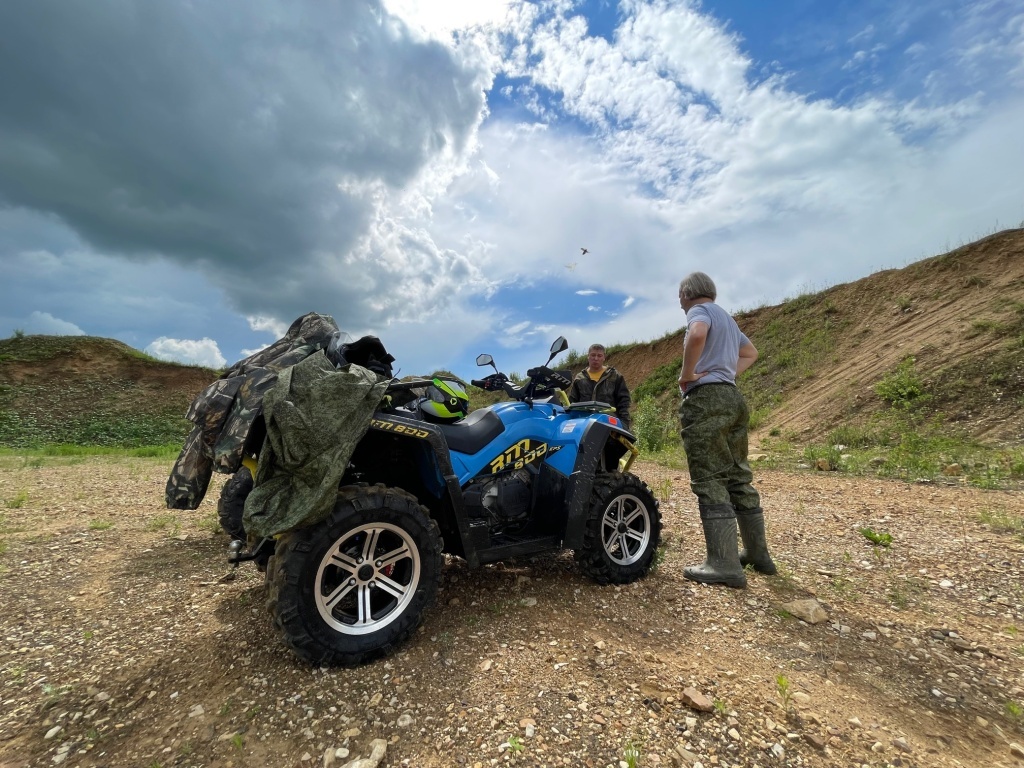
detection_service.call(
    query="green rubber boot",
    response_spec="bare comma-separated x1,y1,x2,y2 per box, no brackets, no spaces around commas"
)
736,506,777,575
684,504,747,588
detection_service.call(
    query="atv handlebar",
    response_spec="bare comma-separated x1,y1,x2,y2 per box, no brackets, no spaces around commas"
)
471,373,510,392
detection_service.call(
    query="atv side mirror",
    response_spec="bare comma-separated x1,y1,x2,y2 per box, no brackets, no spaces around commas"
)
476,353,499,373
545,336,569,365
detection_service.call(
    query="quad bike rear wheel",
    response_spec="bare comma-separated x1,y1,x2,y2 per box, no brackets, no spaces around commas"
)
217,467,253,540
266,484,442,666
576,472,661,584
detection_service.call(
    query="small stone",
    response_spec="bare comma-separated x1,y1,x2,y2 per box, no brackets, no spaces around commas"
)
871,742,886,753
770,744,785,759
779,599,828,624
727,728,740,741
939,579,954,589
791,692,811,706
892,737,911,753
675,745,699,766
478,659,493,672
1010,743,1024,760
188,704,205,718
397,713,414,727
301,753,312,762
803,734,827,750
976,716,989,728
519,597,537,607
848,717,862,729
44,726,63,740
681,687,714,712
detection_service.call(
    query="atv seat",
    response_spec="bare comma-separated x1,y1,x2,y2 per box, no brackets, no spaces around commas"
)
565,400,614,414
438,408,505,455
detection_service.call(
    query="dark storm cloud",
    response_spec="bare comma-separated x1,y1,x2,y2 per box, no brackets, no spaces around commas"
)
0,0,486,317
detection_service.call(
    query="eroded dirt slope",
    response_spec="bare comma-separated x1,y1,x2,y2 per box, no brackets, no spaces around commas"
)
606,229,1024,446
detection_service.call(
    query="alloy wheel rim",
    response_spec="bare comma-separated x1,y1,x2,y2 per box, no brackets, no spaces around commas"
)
600,493,651,565
315,522,421,636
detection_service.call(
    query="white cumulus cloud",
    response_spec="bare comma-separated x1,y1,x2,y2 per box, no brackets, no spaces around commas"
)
146,337,227,368
23,311,86,336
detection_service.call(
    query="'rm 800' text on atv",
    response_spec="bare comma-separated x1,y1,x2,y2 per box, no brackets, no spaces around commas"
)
225,336,662,666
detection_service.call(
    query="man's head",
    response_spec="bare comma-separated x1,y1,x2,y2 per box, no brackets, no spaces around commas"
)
679,272,717,310
587,344,606,372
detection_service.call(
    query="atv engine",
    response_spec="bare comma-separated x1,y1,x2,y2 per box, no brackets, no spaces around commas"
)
463,470,533,535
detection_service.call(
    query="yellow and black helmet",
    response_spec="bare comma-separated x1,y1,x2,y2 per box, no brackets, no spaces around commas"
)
419,378,470,424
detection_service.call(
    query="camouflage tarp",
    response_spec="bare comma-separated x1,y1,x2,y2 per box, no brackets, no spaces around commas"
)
165,312,342,510
243,351,388,539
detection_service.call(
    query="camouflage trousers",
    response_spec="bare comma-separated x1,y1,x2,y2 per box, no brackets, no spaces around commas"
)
679,383,760,510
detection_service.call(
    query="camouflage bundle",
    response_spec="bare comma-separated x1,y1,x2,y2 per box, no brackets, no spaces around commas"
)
165,312,358,510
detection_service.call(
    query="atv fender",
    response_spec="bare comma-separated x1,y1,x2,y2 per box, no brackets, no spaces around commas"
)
363,413,477,564
563,420,635,551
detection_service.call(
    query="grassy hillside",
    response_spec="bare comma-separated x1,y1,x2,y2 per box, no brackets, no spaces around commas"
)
605,228,1024,487
0,335,217,449
2,230,1022,487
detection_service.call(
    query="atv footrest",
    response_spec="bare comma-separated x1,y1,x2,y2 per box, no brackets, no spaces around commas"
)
475,535,562,565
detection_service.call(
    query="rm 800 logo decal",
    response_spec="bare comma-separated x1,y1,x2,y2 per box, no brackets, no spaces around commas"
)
488,439,560,474
370,418,430,439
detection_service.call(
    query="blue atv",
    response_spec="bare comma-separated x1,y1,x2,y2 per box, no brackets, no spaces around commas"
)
256,336,661,665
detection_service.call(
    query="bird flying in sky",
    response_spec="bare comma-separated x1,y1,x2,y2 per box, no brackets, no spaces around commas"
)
580,247,589,255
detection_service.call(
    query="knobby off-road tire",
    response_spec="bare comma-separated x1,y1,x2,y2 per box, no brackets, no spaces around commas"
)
218,467,253,540
575,472,661,585
266,484,443,666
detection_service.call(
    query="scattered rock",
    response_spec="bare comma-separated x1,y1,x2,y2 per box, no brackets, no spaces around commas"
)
778,598,829,624
680,687,714,712
803,733,827,750
339,738,387,768
893,737,912,753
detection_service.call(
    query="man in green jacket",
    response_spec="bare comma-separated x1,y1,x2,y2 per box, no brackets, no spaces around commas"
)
568,343,632,431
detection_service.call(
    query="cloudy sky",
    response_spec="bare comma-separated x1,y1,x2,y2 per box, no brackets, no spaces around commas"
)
1,0,1022,381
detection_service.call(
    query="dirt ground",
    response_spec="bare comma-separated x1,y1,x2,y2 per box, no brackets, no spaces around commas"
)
2,457,1024,768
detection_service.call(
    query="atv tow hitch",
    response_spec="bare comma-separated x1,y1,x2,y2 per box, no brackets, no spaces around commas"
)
226,537,271,567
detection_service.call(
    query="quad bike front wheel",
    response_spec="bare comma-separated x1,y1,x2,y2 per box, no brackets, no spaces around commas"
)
575,472,661,585
266,484,442,666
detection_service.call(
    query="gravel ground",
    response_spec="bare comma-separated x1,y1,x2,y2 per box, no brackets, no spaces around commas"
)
1,456,1023,768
